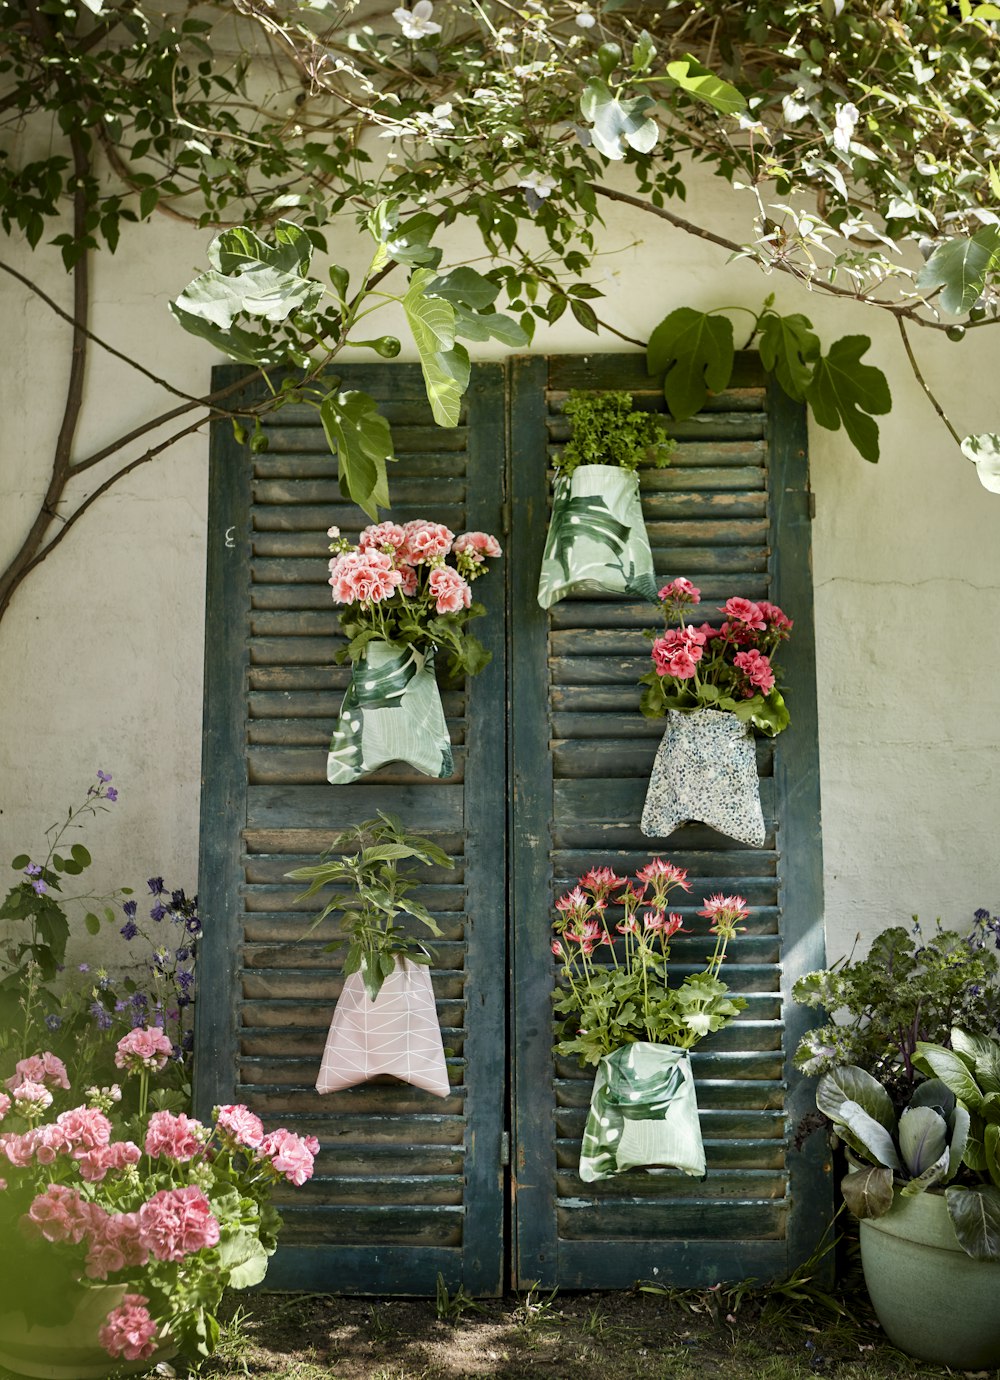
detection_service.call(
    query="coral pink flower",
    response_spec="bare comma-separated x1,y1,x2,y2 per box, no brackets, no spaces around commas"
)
400,520,454,564
0,1130,37,1167
551,939,563,957
651,626,706,679
0,1093,10,1121
328,550,403,606
721,596,766,630
98,1295,160,1362
453,531,502,562
358,521,407,555
578,867,626,899
144,1110,206,1162
6,1052,70,1092
216,1104,265,1150
698,893,750,938
636,858,690,890
22,1184,94,1245
114,1026,174,1073
85,1210,149,1279
428,566,472,614
663,912,688,939
643,909,667,931
734,649,775,693
260,1128,320,1186
138,1185,221,1261
658,577,701,606
397,564,419,597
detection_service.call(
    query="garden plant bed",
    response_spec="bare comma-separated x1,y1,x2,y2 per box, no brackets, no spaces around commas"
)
98,1257,997,1380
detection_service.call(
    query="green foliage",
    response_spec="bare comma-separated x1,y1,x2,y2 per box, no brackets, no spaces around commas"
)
792,916,1000,1091
805,335,892,463
917,228,1000,316
287,813,452,1002
558,390,674,477
647,308,735,420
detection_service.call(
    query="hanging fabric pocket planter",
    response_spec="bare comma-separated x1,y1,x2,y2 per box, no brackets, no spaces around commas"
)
579,1043,705,1183
537,464,659,609
316,956,450,1099
327,639,453,785
641,708,766,847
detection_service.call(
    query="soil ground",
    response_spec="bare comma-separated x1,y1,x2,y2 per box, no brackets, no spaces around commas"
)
188,1255,1000,1380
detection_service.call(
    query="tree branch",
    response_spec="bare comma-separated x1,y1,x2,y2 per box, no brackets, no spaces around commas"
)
895,318,962,447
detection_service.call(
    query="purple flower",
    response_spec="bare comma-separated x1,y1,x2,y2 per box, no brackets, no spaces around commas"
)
78,963,90,973
24,863,41,877
32,879,47,896
178,970,195,992
150,903,167,922
171,889,187,908
131,992,148,1009
44,1014,63,1031
975,908,991,921
175,947,190,962
185,915,202,936
106,787,118,802
90,1001,113,1031
120,920,139,941
115,1000,129,1012
147,877,165,896
123,899,137,918
97,770,112,783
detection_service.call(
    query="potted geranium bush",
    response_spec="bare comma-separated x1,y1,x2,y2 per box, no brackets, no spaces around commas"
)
639,578,793,847
0,1030,317,1378
536,390,674,609
551,860,747,1183
326,519,501,784
288,813,453,1098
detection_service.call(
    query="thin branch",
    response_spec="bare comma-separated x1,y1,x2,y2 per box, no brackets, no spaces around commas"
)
0,260,209,405
895,317,962,446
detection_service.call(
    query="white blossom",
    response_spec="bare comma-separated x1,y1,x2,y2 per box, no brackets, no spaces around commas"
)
575,9,596,27
392,0,441,40
517,170,557,199
832,101,860,153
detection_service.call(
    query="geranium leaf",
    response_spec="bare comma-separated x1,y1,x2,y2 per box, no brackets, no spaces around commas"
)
647,307,734,420
805,335,891,462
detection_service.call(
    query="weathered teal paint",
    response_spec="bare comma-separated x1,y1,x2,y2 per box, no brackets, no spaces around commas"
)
196,354,829,1296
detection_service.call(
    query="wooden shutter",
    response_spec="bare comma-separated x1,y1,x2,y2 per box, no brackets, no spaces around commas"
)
508,353,829,1289
196,363,508,1294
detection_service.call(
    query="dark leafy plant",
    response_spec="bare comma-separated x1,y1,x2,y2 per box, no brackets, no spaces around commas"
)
287,813,452,1001
819,1032,1000,1261
793,915,1000,1092
558,390,674,479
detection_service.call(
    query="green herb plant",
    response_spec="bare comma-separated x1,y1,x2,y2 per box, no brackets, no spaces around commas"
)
558,390,674,479
287,813,452,1001
793,915,1000,1095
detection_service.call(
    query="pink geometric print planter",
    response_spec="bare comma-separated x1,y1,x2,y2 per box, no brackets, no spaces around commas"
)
316,958,449,1099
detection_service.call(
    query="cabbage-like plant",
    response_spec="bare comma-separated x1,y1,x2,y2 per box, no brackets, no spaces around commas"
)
815,1062,1000,1260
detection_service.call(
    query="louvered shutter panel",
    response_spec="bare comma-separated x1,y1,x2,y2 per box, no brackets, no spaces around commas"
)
197,363,507,1294
508,353,828,1288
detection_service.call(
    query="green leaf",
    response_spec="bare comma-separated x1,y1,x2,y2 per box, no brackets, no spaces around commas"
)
171,263,323,329
84,912,101,936
985,1123,1000,1187
168,302,287,367
70,844,91,867
960,434,1000,494
805,335,891,462
898,1104,949,1177
840,1164,894,1219
209,221,313,277
647,307,735,420
320,390,395,520
990,163,1000,201
450,303,528,347
424,267,499,309
914,1041,984,1107
368,202,442,270
945,1185,1000,1260
916,227,1000,315
632,30,656,73
10,855,29,870
837,1098,903,1170
757,311,820,402
580,79,658,160
665,55,746,117
402,269,470,426
817,1064,897,1133
951,1029,1000,1097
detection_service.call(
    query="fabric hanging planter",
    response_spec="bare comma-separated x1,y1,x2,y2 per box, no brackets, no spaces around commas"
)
315,957,450,1099
537,464,658,609
641,708,766,847
327,639,453,785
579,1043,705,1183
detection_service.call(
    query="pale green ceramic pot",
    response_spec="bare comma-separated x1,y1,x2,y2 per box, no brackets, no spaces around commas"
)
859,1188,1000,1369
0,1284,175,1379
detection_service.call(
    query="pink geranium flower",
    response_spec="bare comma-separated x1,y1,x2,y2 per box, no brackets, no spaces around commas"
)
453,531,502,562
139,1185,221,1261
114,1026,174,1073
734,648,775,694
98,1295,160,1362
427,565,472,614
400,519,454,564
357,521,407,555
11,1080,52,1117
145,1109,206,1161
6,1052,70,1093
721,596,766,630
328,550,403,605
216,1104,265,1150
260,1127,320,1186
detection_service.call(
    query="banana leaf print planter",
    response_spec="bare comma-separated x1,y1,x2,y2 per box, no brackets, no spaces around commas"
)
316,957,450,1099
580,1044,705,1183
537,464,657,609
327,640,453,785
641,708,765,847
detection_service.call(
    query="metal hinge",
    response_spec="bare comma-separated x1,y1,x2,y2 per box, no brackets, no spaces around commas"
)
500,1131,510,1167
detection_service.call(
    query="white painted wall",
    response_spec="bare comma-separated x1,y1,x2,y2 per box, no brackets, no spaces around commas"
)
1,161,998,971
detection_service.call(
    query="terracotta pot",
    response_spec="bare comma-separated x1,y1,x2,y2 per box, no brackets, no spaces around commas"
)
859,1188,1000,1368
0,1284,175,1379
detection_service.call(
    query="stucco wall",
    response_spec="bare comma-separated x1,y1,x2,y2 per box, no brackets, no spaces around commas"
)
1,163,998,971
